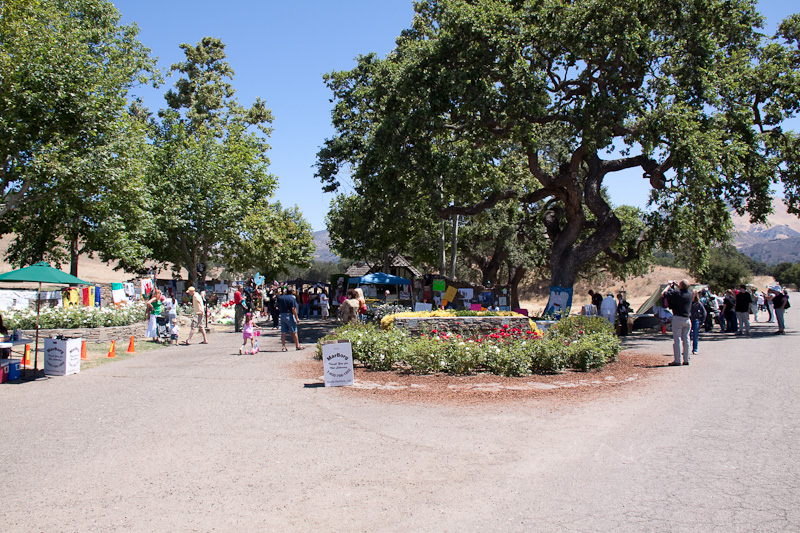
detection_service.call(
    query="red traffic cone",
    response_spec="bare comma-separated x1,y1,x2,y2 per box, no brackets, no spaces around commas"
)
126,336,135,353
80,340,87,360
661,323,667,334
107,340,116,358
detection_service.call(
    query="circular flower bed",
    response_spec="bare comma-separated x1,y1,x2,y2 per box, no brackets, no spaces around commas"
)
316,316,620,376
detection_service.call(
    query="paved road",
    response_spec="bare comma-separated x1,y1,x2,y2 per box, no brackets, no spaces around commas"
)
1,299,798,532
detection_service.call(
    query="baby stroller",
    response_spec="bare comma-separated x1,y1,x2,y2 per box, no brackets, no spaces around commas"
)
156,315,170,343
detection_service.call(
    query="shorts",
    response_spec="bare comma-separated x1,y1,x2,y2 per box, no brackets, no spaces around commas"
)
280,313,297,334
170,334,178,341
191,313,204,331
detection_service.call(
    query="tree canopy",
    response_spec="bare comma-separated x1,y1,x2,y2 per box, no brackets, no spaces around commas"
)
317,0,800,295
147,38,314,286
0,0,157,274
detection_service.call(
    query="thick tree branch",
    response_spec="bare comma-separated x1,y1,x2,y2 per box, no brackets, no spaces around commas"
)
604,227,649,264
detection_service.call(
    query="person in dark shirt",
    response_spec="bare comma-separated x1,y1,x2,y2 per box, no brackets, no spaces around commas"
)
771,287,788,335
722,289,737,333
278,288,303,351
734,284,753,335
662,280,693,366
590,290,603,310
690,292,708,355
616,293,631,337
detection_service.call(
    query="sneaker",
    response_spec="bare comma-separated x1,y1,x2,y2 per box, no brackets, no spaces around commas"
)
682,362,689,365
691,351,697,355
668,361,682,366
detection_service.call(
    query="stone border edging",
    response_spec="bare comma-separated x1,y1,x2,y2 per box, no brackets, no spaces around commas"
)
21,322,147,343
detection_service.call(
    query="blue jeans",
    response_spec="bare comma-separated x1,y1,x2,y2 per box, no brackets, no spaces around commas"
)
691,319,701,353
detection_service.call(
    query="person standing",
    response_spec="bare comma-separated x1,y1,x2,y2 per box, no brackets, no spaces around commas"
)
616,293,631,336
589,290,603,312
145,288,163,341
771,287,788,335
600,293,617,327
734,284,753,335
182,286,208,345
300,289,311,319
338,289,361,325
723,289,737,333
233,284,245,333
766,289,775,323
690,292,708,355
663,280,693,366
319,289,330,319
752,289,761,322
278,288,303,351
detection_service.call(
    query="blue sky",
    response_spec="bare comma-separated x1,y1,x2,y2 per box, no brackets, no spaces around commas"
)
112,0,798,232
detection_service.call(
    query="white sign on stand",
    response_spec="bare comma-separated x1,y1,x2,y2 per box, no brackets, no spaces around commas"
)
322,340,354,387
44,338,82,376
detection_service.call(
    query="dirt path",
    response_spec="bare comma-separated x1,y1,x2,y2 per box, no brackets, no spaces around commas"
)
1,303,798,532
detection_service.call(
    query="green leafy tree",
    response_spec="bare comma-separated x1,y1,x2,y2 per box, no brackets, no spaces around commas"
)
222,202,315,281
773,261,800,288
147,38,313,287
0,0,157,274
316,0,800,301
693,244,753,293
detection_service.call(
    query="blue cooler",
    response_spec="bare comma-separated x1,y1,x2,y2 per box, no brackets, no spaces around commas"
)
4,359,21,381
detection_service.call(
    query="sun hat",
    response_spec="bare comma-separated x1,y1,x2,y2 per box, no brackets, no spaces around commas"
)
186,286,196,293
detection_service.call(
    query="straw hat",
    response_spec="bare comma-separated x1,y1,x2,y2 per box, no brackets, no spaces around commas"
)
186,286,196,293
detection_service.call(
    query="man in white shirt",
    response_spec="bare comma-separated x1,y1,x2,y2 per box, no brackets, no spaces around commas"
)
600,293,617,326
182,286,208,345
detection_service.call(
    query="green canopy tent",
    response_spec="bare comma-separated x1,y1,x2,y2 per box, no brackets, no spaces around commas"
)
0,262,90,377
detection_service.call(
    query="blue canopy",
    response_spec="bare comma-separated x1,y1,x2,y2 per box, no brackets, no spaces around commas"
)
349,272,411,285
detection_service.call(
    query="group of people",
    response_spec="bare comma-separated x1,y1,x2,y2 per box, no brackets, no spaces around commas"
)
259,287,331,331
581,290,632,336
144,285,208,346
337,288,368,325
702,285,790,336
662,280,791,367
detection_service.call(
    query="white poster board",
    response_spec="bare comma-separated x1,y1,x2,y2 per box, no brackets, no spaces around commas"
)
44,338,82,376
322,340,354,387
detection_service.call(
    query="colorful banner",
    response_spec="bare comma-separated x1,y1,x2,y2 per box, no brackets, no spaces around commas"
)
544,286,573,317
444,286,458,302
62,287,80,308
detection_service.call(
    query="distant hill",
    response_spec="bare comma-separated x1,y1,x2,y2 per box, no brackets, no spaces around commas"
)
732,197,800,265
312,230,340,263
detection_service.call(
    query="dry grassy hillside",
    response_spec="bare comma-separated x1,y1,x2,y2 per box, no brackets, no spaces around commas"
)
519,266,777,315
0,234,187,286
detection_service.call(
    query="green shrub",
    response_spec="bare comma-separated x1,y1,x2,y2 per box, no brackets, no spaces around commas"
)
529,337,570,374
547,315,615,339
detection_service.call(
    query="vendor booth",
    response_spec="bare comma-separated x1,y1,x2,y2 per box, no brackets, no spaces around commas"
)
348,273,412,304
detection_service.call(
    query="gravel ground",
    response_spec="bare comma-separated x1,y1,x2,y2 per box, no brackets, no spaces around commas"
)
1,302,798,532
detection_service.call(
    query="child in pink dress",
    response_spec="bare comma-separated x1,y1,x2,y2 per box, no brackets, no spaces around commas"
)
239,313,260,354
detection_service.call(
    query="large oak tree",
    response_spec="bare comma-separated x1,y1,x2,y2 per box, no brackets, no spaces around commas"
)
317,0,800,306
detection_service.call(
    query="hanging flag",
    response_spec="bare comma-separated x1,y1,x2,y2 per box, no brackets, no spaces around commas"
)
112,283,127,304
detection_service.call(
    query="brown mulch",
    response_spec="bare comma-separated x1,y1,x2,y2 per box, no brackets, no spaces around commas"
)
294,350,668,406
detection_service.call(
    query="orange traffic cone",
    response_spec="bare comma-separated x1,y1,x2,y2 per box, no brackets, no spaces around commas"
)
23,344,31,366
126,336,135,353
80,340,87,360
107,340,116,358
